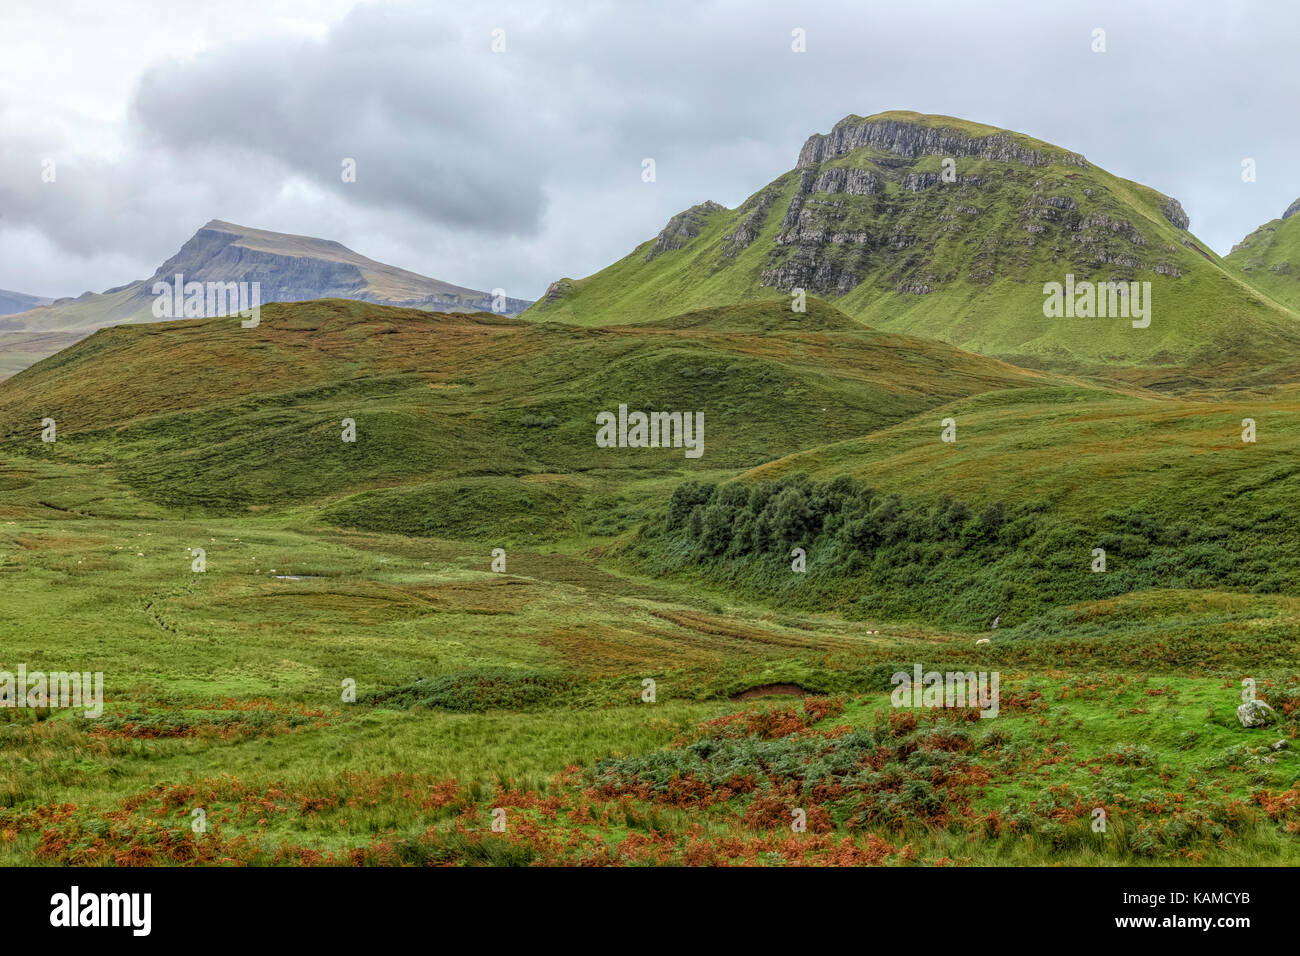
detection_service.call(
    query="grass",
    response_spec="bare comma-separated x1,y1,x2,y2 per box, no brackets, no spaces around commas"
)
1225,200,1300,314
0,443,1297,865
1,294,1298,865
616,384,1300,629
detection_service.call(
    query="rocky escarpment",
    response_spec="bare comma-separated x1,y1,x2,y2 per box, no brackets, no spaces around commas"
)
722,185,784,256
1161,198,1190,230
615,115,1196,303
518,108,1300,385
751,115,1187,298
150,227,370,303
564,114,1195,305
1284,198,1300,221
797,116,1088,170
645,201,727,261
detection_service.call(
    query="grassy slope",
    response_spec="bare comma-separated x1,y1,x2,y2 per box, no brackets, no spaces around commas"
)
1225,204,1300,312
1,456,1296,866
524,112,1300,388
2,296,1297,865
618,384,1300,630
0,297,1067,539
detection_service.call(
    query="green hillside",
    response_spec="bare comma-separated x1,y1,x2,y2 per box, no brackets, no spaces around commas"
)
526,111,1300,389
3,298,1298,868
0,297,1065,539
624,383,1300,629
1225,198,1300,311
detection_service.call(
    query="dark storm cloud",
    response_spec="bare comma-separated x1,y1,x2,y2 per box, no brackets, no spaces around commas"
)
132,14,551,236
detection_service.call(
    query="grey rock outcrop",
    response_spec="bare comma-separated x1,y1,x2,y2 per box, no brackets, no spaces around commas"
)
813,167,880,196
1237,699,1277,728
645,201,726,261
723,186,783,255
541,278,575,305
797,116,1088,170
1162,198,1190,231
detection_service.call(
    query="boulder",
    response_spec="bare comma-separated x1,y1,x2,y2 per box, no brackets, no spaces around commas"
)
1237,700,1277,728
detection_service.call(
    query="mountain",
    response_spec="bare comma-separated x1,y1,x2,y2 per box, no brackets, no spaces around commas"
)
1225,197,1300,311
0,296,1074,537
0,289,53,314
526,111,1300,389
0,220,532,377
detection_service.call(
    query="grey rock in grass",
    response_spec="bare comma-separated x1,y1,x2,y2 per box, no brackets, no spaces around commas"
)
1237,699,1276,728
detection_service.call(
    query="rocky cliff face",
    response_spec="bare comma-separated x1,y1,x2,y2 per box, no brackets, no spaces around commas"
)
1284,198,1300,221
526,110,1233,377
797,115,1088,170
1161,198,1190,230
751,114,1189,298
645,201,726,261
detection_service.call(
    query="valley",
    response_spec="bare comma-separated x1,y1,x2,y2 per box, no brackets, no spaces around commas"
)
1,290,1298,865
3,111,1300,869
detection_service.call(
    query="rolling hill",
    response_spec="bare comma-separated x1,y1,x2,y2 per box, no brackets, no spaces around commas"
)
626,379,1300,629
0,296,1075,538
526,111,1300,389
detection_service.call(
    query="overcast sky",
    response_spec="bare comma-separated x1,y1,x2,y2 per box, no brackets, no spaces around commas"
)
3,0,1299,300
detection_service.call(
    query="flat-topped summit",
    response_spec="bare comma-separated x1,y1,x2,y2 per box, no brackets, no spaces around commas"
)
796,111,1088,169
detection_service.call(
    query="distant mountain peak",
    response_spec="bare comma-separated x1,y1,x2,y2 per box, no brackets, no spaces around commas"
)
0,289,54,316
0,220,534,376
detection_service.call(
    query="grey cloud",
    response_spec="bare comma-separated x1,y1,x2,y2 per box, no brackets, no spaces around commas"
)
5,0,1300,299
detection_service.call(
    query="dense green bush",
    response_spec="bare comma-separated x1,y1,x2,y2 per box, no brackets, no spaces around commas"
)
363,668,574,712
636,474,1294,630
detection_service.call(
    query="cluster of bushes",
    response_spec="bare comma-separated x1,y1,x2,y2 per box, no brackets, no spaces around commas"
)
643,475,1030,626
518,414,559,428
363,668,575,713
665,474,1019,558
634,474,1290,630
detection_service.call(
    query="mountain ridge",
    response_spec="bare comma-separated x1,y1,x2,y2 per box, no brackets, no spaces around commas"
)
525,110,1300,389
0,289,54,315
